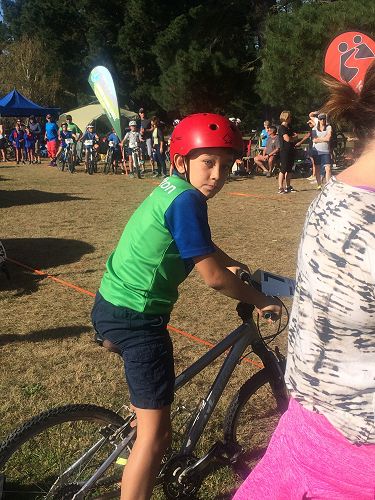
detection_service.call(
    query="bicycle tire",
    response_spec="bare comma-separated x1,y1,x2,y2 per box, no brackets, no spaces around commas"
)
0,404,127,499
67,149,75,173
87,151,94,175
104,150,113,174
59,153,66,172
223,367,288,479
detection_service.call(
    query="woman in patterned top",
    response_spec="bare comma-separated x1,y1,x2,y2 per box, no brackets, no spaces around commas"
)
234,63,375,499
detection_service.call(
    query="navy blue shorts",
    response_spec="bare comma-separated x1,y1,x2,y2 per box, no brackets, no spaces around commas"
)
315,153,332,176
91,292,175,409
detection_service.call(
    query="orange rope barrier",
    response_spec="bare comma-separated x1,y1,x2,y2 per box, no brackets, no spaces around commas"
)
6,257,262,368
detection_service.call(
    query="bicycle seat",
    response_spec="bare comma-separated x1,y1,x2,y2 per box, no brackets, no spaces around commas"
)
94,332,122,355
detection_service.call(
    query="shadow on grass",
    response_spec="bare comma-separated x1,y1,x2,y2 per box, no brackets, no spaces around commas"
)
0,325,92,346
0,237,95,295
0,189,89,208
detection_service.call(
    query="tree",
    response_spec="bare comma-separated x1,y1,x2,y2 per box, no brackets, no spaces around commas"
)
257,0,375,123
152,0,275,124
0,35,62,106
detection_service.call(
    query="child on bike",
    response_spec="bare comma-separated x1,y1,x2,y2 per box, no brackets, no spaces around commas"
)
91,113,281,500
106,128,121,173
81,124,99,173
57,123,76,164
121,121,141,177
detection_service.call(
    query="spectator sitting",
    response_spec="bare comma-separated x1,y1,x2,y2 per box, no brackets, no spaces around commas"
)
253,125,280,177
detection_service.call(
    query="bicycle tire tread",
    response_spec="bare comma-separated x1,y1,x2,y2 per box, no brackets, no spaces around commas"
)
0,404,124,464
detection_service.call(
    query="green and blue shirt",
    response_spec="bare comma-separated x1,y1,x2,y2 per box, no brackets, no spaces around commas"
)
99,175,215,314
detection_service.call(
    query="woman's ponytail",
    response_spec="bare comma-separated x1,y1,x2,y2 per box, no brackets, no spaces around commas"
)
322,60,375,141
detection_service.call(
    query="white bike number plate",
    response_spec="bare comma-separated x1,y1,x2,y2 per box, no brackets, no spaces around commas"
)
65,138,73,144
253,269,296,297
84,140,93,146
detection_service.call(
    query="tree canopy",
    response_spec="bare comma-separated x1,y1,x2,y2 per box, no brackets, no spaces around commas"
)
0,0,374,127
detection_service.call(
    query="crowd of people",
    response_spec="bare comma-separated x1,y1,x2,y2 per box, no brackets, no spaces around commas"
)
2,107,342,192
1,108,172,177
248,109,340,194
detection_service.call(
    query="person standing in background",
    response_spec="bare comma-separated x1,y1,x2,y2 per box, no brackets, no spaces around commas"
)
28,116,42,164
9,120,25,164
151,116,167,177
278,111,297,194
0,122,7,162
65,114,82,165
44,114,59,167
138,108,154,173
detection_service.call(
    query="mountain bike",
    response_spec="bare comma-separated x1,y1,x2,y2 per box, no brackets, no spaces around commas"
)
104,141,117,175
59,139,75,173
84,140,97,175
0,271,293,500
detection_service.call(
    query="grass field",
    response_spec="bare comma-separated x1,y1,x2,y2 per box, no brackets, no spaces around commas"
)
0,158,317,498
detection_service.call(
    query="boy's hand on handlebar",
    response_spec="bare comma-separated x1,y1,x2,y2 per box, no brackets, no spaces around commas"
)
227,264,251,276
257,296,282,322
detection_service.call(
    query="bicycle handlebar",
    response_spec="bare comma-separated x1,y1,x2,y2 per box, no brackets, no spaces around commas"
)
238,270,275,321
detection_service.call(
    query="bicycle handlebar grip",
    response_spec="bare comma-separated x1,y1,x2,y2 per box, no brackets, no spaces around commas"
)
239,270,252,284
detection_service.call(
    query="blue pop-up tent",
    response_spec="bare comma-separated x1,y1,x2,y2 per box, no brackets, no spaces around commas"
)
0,89,60,117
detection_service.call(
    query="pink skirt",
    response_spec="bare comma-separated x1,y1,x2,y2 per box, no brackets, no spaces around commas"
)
233,398,375,500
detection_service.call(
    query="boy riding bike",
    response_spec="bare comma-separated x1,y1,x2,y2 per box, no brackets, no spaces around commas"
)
91,113,281,500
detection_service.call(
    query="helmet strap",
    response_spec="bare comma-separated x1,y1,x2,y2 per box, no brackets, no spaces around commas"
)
183,157,190,183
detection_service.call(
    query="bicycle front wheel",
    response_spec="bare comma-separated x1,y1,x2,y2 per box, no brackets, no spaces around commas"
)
87,152,95,175
104,150,113,174
223,368,288,479
67,150,75,173
0,404,127,499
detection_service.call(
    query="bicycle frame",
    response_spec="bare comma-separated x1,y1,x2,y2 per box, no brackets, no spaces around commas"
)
69,314,283,499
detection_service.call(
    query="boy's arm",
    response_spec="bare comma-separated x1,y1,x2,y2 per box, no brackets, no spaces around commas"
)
194,253,281,318
213,244,250,272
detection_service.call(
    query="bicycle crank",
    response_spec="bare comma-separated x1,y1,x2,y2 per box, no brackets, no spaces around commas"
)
162,455,202,499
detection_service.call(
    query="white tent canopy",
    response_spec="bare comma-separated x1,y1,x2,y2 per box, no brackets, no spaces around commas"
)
59,104,137,133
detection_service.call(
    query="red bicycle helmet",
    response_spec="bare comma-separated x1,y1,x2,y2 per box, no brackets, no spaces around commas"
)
170,113,243,166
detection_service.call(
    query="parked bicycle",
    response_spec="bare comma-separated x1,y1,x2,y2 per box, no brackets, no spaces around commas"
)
0,271,293,500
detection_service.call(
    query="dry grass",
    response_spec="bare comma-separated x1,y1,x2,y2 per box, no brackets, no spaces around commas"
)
0,159,317,498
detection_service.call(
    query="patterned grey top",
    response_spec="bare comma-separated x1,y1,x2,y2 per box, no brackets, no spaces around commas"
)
285,177,375,444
